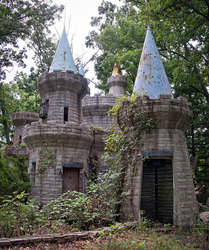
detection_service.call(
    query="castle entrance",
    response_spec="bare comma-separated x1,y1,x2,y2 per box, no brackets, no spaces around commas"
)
141,159,173,224
62,167,79,193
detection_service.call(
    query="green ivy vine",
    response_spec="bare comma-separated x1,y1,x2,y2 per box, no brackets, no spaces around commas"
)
37,145,55,176
103,94,156,220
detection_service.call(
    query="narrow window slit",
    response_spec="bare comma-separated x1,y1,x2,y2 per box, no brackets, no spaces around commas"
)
64,105,69,122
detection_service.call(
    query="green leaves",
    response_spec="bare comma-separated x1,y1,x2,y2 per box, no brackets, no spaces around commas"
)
0,152,30,197
40,187,117,230
0,0,64,79
86,1,146,92
0,191,37,238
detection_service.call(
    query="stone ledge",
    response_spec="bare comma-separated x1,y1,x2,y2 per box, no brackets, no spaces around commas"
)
12,112,39,126
4,146,28,156
0,222,134,247
82,94,117,107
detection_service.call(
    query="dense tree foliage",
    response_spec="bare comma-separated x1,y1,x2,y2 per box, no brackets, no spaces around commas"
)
0,152,30,198
0,0,63,79
0,1,63,196
0,0,63,145
86,0,209,202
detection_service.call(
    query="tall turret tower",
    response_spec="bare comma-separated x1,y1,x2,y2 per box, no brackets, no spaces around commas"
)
23,29,93,205
118,26,198,229
82,63,127,175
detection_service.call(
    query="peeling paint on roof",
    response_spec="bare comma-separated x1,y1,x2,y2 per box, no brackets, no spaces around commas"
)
133,26,173,99
79,63,85,76
49,28,77,73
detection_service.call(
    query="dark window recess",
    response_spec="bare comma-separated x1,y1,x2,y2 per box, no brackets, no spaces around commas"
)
64,105,69,122
18,135,22,144
31,162,36,183
39,99,49,119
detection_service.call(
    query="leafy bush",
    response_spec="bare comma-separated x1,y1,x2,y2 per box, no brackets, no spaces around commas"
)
0,191,38,238
39,181,118,230
0,150,30,197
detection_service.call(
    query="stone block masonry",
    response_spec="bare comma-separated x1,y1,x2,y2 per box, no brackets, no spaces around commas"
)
117,94,198,229
23,121,93,206
82,94,118,129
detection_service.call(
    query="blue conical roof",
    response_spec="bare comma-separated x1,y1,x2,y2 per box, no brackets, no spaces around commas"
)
133,26,173,98
49,28,77,73
79,63,85,76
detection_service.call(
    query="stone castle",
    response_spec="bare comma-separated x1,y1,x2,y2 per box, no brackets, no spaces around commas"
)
7,26,197,228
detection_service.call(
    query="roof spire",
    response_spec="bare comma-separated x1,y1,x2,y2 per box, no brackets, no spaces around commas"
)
49,28,77,73
146,0,150,26
133,26,173,99
112,63,122,77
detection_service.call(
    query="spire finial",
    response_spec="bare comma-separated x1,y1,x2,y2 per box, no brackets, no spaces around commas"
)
146,0,150,26
64,0,67,29
112,63,122,77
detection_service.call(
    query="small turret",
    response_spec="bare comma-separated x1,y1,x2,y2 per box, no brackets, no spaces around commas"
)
107,63,127,96
37,28,89,124
23,26,92,206
118,26,197,229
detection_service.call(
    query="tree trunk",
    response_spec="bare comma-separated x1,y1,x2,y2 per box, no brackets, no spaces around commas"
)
1,106,10,144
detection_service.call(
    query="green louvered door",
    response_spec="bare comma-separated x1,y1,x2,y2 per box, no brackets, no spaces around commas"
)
141,159,173,224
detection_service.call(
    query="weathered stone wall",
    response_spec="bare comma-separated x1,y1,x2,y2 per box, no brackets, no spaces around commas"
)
12,112,39,145
107,75,127,96
28,146,90,206
82,94,117,129
41,91,81,124
38,71,89,99
38,71,89,124
5,146,29,156
23,121,93,205
118,95,198,228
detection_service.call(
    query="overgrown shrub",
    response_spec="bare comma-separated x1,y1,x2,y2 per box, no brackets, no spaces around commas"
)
0,191,38,238
39,178,120,230
0,149,30,197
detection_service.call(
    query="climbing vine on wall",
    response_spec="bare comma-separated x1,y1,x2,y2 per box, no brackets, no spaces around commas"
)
88,125,105,181
103,94,156,219
37,145,55,176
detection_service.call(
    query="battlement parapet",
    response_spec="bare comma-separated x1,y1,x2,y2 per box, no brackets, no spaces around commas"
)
12,112,39,127
82,94,117,128
82,94,117,109
23,121,93,149
117,95,192,132
4,146,28,157
38,71,89,99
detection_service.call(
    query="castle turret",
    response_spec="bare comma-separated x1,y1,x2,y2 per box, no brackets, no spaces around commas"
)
108,63,127,96
82,63,127,176
5,112,38,157
23,29,92,205
82,63,127,129
118,26,197,229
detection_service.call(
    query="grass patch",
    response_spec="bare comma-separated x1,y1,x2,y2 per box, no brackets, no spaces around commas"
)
84,226,200,249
